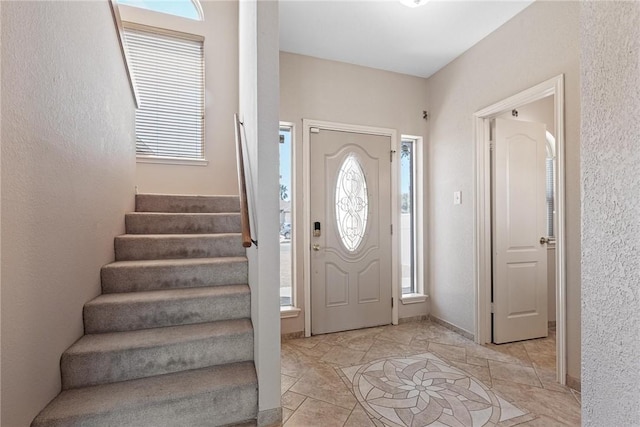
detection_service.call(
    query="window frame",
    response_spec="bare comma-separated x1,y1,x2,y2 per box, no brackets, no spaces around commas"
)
279,122,301,317
123,22,207,165
399,135,427,303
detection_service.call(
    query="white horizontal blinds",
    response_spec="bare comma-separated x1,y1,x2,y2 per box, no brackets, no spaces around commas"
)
125,27,204,159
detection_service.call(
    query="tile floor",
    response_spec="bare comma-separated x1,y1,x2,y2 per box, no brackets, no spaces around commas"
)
280,321,580,426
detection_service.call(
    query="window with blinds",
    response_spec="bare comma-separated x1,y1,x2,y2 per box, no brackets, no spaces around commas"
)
124,25,205,160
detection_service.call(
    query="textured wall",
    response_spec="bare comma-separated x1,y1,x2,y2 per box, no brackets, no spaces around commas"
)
123,0,240,196
239,0,281,417
279,52,430,334
425,0,582,379
1,1,135,425
580,2,640,425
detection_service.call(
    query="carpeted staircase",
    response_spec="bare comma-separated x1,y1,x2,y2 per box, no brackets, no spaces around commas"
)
32,194,257,427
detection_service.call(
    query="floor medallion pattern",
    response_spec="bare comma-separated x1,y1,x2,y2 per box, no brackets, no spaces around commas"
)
343,353,526,427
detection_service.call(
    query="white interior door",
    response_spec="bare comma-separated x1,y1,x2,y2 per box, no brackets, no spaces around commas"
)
492,118,548,344
310,128,392,335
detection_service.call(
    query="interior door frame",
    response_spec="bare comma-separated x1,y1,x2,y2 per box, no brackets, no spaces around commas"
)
302,119,399,337
473,75,567,384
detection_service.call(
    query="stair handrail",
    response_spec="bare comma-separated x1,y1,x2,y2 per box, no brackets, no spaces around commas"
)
234,114,256,248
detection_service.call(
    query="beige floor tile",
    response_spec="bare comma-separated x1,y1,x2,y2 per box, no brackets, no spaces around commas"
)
404,338,432,356
344,403,375,427
448,359,493,386
320,345,365,366
284,397,352,427
484,342,533,367
376,326,418,345
293,342,334,359
533,363,571,394
285,334,327,349
570,389,581,406
281,374,298,395
514,413,570,426
428,341,467,362
489,360,542,388
282,391,307,411
413,324,474,347
338,334,377,352
281,345,319,378
289,363,357,410
523,338,556,370
282,407,294,424
466,355,489,367
464,343,527,366
491,379,580,426
361,338,411,363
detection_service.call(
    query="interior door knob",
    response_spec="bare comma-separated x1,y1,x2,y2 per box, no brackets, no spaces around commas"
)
540,237,549,244
312,244,321,251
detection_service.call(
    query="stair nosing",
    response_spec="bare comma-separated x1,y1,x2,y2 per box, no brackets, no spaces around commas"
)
86,284,250,306
102,256,248,268
66,319,253,356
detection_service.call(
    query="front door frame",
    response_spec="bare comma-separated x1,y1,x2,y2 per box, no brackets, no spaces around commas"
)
473,74,567,384
302,119,399,337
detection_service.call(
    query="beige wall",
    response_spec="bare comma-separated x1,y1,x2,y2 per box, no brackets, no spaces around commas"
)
1,1,136,425
280,52,430,335
121,0,240,196
426,1,581,379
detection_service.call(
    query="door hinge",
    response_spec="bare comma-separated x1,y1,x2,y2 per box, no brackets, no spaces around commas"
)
490,302,495,313
390,224,393,235
392,297,394,308
489,141,494,151
390,150,396,162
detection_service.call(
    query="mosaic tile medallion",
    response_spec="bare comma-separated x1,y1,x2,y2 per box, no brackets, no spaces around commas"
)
344,353,525,427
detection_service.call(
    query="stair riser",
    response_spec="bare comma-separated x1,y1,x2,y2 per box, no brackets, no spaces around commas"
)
115,235,245,261
61,331,253,389
31,362,257,427
125,214,241,234
33,385,257,427
101,260,247,293
84,292,250,333
136,194,241,214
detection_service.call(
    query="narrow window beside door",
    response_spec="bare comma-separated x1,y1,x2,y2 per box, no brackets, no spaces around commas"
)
400,139,416,295
280,126,293,307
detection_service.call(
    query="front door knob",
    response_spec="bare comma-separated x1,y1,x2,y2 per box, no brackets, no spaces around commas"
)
540,237,549,244
312,244,321,251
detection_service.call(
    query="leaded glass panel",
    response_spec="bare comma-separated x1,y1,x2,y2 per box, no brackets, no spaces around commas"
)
335,154,369,252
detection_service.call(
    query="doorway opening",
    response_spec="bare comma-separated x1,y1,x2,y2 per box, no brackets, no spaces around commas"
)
473,75,567,384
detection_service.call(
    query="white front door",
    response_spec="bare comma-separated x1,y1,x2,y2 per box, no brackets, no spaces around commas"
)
310,128,392,335
492,118,548,344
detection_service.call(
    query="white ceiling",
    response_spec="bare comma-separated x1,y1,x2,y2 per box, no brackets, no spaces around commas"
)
279,0,534,78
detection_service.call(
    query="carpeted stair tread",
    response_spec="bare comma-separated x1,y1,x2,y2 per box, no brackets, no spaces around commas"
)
84,285,251,333
125,212,241,234
32,361,257,427
62,319,253,389
115,233,245,261
136,193,241,213
101,257,248,293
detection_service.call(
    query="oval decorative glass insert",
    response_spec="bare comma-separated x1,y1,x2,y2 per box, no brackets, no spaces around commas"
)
335,154,369,252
